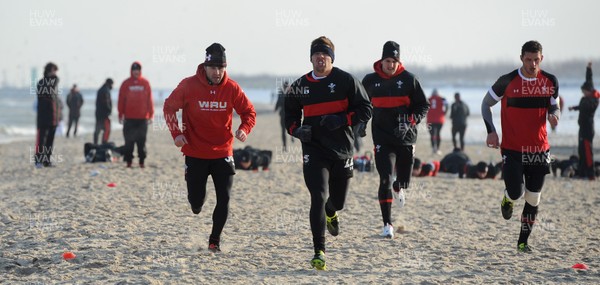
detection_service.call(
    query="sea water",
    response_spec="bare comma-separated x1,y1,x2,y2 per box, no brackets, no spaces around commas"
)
0,85,595,147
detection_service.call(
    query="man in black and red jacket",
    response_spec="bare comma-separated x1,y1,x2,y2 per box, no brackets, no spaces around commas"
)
569,62,600,180
285,36,372,271
35,62,61,167
362,41,429,239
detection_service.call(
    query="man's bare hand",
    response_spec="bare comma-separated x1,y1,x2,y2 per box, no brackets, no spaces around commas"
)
486,132,500,149
235,129,247,142
174,134,188,147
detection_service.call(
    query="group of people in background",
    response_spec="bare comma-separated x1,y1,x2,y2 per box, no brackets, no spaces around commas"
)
34,62,154,168
33,37,598,272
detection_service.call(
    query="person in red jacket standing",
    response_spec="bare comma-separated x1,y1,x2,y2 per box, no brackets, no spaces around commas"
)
427,89,448,155
118,61,154,168
163,43,256,252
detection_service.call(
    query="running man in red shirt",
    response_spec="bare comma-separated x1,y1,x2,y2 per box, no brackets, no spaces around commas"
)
163,43,256,252
482,41,560,253
427,89,448,155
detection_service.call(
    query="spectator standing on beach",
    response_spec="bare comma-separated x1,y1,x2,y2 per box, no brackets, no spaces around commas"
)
482,40,560,253
450,92,469,150
285,36,372,270
118,61,154,168
274,81,292,150
569,62,599,180
427,89,447,155
362,40,429,239
65,84,83,138
94,78,113,145
164,43,256,252
35,62,60,167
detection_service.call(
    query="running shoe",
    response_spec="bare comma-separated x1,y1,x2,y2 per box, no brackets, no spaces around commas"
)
517,243,532,253
326,212,339,236
208,242,221,253
380,223,394,239
393,189,405,209
501,195,514,220
310,250,326,270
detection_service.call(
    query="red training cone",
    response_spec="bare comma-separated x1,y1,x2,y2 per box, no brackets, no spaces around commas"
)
107,182,117,188
62,252,76,260
572,263,589,270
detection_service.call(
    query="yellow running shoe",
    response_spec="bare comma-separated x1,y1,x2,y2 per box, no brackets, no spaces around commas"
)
310,250,326,270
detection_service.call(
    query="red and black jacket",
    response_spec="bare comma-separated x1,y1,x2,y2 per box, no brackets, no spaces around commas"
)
285,67,372,160
362,60,429,146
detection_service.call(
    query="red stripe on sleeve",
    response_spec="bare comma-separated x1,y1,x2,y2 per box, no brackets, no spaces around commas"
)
371,96,410,108
303,99,348,117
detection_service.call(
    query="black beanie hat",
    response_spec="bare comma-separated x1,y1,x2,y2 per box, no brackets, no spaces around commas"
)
205,43,227,67
382,41,400,61
131,62,141,70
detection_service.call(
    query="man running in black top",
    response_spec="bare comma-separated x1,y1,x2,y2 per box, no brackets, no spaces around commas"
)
362,41,429,239
569,62,599,180
285,36,372,270
450,92,469,150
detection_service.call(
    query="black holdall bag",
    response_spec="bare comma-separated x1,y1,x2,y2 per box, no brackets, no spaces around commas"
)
84,142,117,162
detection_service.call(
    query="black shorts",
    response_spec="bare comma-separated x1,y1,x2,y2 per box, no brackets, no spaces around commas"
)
502,149,550,198
185,155,236,178
303,153,354,180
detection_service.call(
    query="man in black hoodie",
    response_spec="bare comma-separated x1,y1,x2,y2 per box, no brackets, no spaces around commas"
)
569,62,600,180
362,41,429,239
94,78,113,145
35,62,60,167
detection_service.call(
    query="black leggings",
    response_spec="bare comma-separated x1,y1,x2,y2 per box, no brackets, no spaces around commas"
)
451,124,466,150
185,156,235,239
94,117,111,145
502,149,548,200
578,136,595,179
35,126,57,165
303,154,353,252
429,123,443,150
67,116,79,136
375,144,414,225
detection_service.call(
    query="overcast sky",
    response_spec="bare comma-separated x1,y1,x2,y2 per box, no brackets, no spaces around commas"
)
1,0,598,88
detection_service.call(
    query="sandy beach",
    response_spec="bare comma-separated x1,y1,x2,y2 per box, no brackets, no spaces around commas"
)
1,104,599,284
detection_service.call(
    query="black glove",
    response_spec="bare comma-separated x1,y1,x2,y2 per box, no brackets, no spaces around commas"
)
292,125,312,142
356,122,367,137
320,113,347,131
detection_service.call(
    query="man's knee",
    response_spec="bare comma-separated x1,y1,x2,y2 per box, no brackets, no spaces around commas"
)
524,190,541,206
504,186,524,201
